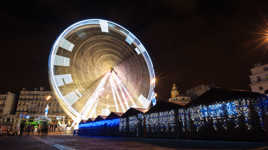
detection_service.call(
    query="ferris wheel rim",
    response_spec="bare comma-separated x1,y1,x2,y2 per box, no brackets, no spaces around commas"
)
48,19,155,120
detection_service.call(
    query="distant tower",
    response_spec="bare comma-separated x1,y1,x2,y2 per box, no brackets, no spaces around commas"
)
169,83,191,106
170,83,179,98
249,63,268,94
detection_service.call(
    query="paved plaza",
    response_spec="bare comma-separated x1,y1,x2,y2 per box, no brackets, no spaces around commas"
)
1,135,268,150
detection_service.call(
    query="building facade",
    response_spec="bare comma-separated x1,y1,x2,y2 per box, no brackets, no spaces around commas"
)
15,87,72,132
249,63,268,94
0,92,17,129
0,92,16,115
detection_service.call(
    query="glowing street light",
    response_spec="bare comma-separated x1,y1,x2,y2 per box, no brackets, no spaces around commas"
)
151,77,157,84
46,95,52,101
255,20,268,49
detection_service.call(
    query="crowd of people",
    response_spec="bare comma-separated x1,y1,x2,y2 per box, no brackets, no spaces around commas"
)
0,125,17,136
19,121,48,136
0,121,49,136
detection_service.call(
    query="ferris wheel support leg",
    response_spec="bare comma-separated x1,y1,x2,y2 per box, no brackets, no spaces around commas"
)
117,83,130,109
80,72,110,119
112,73,130,109
88,101,98,119
109,77,120,112
71,116,81,130
112,72,136,107
110,76,126,112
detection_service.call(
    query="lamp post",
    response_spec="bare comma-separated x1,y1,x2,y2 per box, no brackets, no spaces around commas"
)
45,95,51,118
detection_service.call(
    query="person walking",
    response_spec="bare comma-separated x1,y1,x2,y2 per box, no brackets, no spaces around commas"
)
38,124,41,136
19,121,25,136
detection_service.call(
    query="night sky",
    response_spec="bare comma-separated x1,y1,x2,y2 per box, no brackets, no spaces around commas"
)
1,0,268,99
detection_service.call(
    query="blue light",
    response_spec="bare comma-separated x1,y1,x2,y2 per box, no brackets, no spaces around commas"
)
200,106,208,117
216,104,224,116
199,102,239,118
152,97,157,106
226,102,237,116
79,118,120,128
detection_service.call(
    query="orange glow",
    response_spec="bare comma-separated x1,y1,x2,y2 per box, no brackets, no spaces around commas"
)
255,20,268,50
46,95,52,101
151,78,156,84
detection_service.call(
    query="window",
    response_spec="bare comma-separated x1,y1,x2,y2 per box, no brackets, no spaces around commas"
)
259,86,263,90
257,76,261,82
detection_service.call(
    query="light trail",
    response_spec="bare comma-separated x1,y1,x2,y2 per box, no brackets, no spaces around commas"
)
88,102,98,118
112,72,136,107
117,83,130,109
138,94,148,108
109,76,120,112
80,70,142,119
110,75,126,112
111,72,130,109
80,72,110,119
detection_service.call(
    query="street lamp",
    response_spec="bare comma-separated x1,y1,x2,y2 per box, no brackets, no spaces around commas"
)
45,95,51,117
46,95,52,101
151,77,157,84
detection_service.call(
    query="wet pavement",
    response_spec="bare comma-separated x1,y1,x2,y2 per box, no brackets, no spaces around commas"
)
1,135,268,150
0,136,57,150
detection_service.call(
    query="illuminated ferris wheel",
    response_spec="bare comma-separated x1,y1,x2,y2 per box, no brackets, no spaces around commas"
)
48,19,156,122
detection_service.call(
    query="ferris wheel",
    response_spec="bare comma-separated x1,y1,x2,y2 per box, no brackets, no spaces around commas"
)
48,19,156,122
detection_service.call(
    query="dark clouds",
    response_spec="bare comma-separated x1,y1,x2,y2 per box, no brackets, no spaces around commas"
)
1,0,268,99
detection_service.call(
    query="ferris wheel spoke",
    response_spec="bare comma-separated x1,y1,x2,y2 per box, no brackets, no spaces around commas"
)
53,65,71,75
57,83,76,96
58,38,75,52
